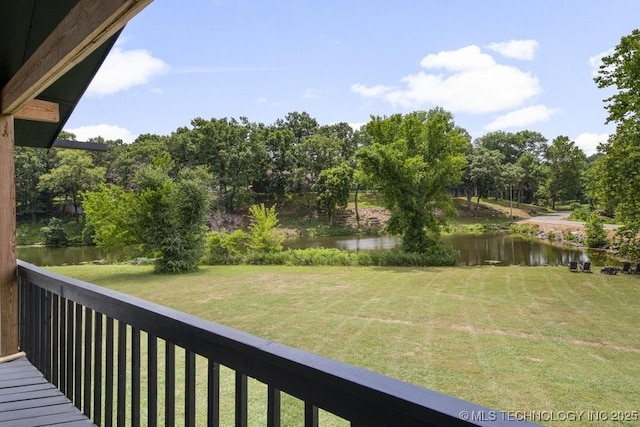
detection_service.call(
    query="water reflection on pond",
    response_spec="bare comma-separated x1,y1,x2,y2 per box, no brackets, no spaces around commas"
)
284,233,615,266
17,233,616,267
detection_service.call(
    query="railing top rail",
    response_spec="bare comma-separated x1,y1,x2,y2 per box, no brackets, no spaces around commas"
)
17,260,538,427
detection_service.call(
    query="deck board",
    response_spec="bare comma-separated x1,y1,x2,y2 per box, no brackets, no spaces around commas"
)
0,357,95,426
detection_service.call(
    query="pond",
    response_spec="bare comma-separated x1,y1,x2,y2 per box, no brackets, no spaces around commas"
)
17,233,615,267
284,233,616,266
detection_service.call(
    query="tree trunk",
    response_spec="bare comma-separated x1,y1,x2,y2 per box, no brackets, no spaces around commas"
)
354,184,360,229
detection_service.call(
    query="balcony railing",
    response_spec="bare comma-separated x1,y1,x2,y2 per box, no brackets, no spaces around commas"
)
17,260,537,426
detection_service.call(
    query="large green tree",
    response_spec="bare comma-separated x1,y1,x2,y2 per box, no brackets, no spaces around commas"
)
543,136,586,209
475,130,547,163
83,161,213,273
172,117,268,213
592,29,640,237
314,162,353,225
357,109,468,253
461,146,505,211
37,149,106,221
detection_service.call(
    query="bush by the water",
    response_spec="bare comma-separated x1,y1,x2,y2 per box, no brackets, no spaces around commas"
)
41,218,70,247
584,212,608,248
209,245,458,267
509,223,539,235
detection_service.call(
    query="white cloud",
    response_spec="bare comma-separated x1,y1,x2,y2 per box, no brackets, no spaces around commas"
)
420,45,495,71
350,83,393,98
589,48,614,78
574,132,609,156
351,44,541,114
303,88,321,99
484,105,560,131
66,124,136,143
486,39,539,60
87,46,169,96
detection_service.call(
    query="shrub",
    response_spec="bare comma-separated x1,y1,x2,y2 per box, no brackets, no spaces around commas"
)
242,244,459,267
547,230,556,241
357,244,458,267
204,230,248,265
509,223,539,235
41,218,69,247
613,227,640,260
247,204,284,253
584,212,608,248
569,204,592,222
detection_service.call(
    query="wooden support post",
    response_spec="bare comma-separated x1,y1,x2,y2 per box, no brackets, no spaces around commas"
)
0,114,17,356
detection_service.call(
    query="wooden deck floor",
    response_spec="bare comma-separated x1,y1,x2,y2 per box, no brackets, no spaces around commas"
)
0,356,94,426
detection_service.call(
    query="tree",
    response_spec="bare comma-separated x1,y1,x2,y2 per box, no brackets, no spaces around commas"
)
502,162,524,216
15,147,55,222
515,152,547,205
461,146,504,212
275,111,319,144
314,162,353,225
110,133,169,187
134,164,213,273
544,136,586,209
83,161,213,273
247,204,284,253
293,134,344,191
592,29,640,248
173,117,268,213
356,109,468,253
82,184,139,251
475,130,547,163
594,29,640,125
37,149,106,221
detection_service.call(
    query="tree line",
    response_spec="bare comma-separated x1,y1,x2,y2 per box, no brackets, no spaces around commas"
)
17,111,593,226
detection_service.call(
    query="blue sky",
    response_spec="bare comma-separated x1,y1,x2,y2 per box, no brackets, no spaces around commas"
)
65,0,640,156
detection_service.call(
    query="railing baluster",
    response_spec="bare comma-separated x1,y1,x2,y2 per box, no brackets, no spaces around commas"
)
66,299,74,399
305,403,318,427
148,334,158,427
31,283,38,358
18,276,26,352
132,327,141,427
83,307,93,418
51,293,59,388
21,281,30,355
165,342,176,427
74,303,83,408
43,290,52,382
185,350,196,427
267,386,281,427
105,316,115,427
59,297,67,394
94,312,103,426
235,372,248,427
37,286,45,374
207,360,220,427
117,321,127,427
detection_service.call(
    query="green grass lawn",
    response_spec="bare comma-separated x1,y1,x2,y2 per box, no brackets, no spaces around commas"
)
50,264,640,426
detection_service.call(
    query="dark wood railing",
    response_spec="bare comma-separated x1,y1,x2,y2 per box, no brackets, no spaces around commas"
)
17,260,538,426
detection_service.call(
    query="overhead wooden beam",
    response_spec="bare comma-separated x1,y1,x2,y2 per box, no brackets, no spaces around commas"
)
0,114,17,357
14,99,60,123
0,0,154,115
53,138,108,151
